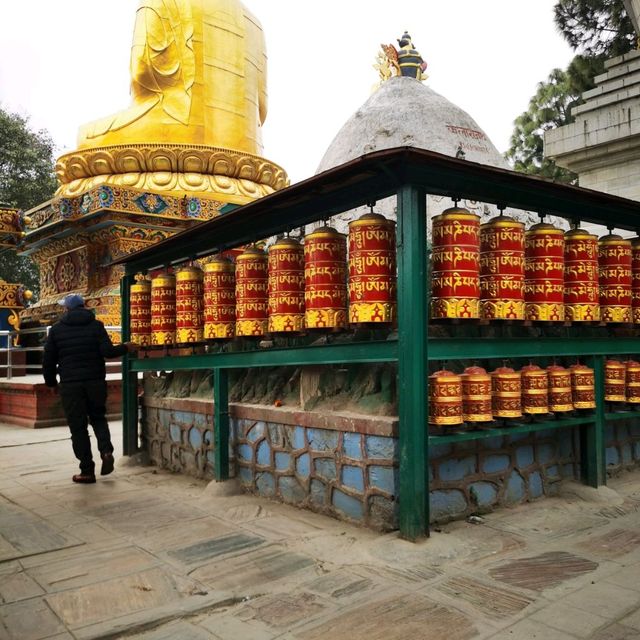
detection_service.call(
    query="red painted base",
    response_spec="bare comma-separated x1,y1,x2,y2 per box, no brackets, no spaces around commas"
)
0,379,122,428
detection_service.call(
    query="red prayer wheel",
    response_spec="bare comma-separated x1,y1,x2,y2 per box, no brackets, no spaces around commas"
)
130,276,151,347
570,364,596,409
604,359,626,402
599,234,632,323
521,363,549,415
524,222,565,321
428,369,463,426
204,256,236,339
268,237,305,333
626,360,640,404
461,366,493,422
348,213,396,324
175,266,204,344
235,246,268,337
547,364,573,412
480,215,525,320
632,238,640,324
491,366,522,418
151,273,176,346
564,228,600,322
430,207,480,319
304,226,348,330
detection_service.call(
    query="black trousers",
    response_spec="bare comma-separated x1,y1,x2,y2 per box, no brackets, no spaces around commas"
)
59,379,113,474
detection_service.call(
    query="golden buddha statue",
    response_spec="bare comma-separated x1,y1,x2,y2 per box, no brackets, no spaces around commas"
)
56,0,288,203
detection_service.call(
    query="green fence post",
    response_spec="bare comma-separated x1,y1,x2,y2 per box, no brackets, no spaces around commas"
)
396,184,429,540
214,368,230,481
583,354,606,487
121,272,138,456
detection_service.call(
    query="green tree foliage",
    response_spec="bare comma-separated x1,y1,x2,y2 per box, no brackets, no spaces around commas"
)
555,0,635,57
0,106,58,296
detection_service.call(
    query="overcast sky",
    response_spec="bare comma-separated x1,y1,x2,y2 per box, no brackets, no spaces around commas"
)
0,1,575,184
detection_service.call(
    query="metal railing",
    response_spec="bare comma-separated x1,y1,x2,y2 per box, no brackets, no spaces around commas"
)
0,326,122,380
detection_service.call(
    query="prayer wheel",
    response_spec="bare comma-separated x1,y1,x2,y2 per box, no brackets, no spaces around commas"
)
598,234,632,323
204,256,235,339
235,246,268,337
268,237,305,333
479,214,525,320
570,364,596,409
632,238,640,324
129,275,151,347
151,272,176,346
626,359,640,404
604,359,626,402
491,365,523,418
564,228,600,322
547,364,573,413
430,207,480,319
524,222,565,321
461,366,493,423
428,369,463,426
304,226,348,330
175,266,204,344
348,213,396,324
521,363,549,415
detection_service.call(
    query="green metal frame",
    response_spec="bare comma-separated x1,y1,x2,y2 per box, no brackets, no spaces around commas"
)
116,147,640,541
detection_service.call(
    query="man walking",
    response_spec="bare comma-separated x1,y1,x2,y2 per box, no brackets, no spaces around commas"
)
43,294,137,484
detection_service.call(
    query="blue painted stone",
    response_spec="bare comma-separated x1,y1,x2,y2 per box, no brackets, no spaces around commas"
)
189,427,203,449
368,465,397,494
634,442,640,461
482,454,510,474
508,432,529,444
429,464,434,481
428,442,452,460
278,476,306,503
193,412,207,429
203,430,213,445
256,472,275,497
430,490,467,520
341,465,365,493
559,430,574,458
621,443,632,465
310,479,326,505
604,423,615,443
537,443,556,465
256,440,271,466
529,471,543,499
515,445,534,469
275,451,291,471
469,482,497,507
206,450,215,465
332,489,364,520
453,440,476,453
535,429,556,440
308,429,338,452
606,447,620,466
366,435,398,460
296,453,310,477
158,411,171,428
169,424,182,443
342,433,362,459
545,465,560,479
562,463,576,478
315,457,337,481
238,466,253,485
293,426,306,449
504,470,526,505
237,443,253,462
616,424,630,441
174,410,192,425
630,424,640,438
438,457,476,482
484,436,504,450
247,421,266,442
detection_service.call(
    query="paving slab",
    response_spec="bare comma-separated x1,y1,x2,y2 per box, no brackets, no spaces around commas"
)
529,602,610,638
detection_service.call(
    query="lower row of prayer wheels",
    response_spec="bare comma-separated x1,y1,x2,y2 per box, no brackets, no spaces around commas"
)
129,213,397,346
428,360,640,426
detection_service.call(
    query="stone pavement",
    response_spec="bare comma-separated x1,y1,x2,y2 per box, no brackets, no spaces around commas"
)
1,421,639,640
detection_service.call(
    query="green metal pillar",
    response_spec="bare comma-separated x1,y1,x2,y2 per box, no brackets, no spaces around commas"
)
396,184,429,540
583,354,606,486
213,368,230,481
121,272,138,456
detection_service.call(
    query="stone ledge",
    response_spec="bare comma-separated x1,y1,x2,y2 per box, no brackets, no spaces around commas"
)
141,396,398,437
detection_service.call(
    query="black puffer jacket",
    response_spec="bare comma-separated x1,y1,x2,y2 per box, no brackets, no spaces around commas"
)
43,308,127,386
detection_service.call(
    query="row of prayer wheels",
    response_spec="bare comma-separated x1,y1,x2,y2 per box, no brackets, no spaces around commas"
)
428,359,640,426
431,206,638,322
129,213,397,346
